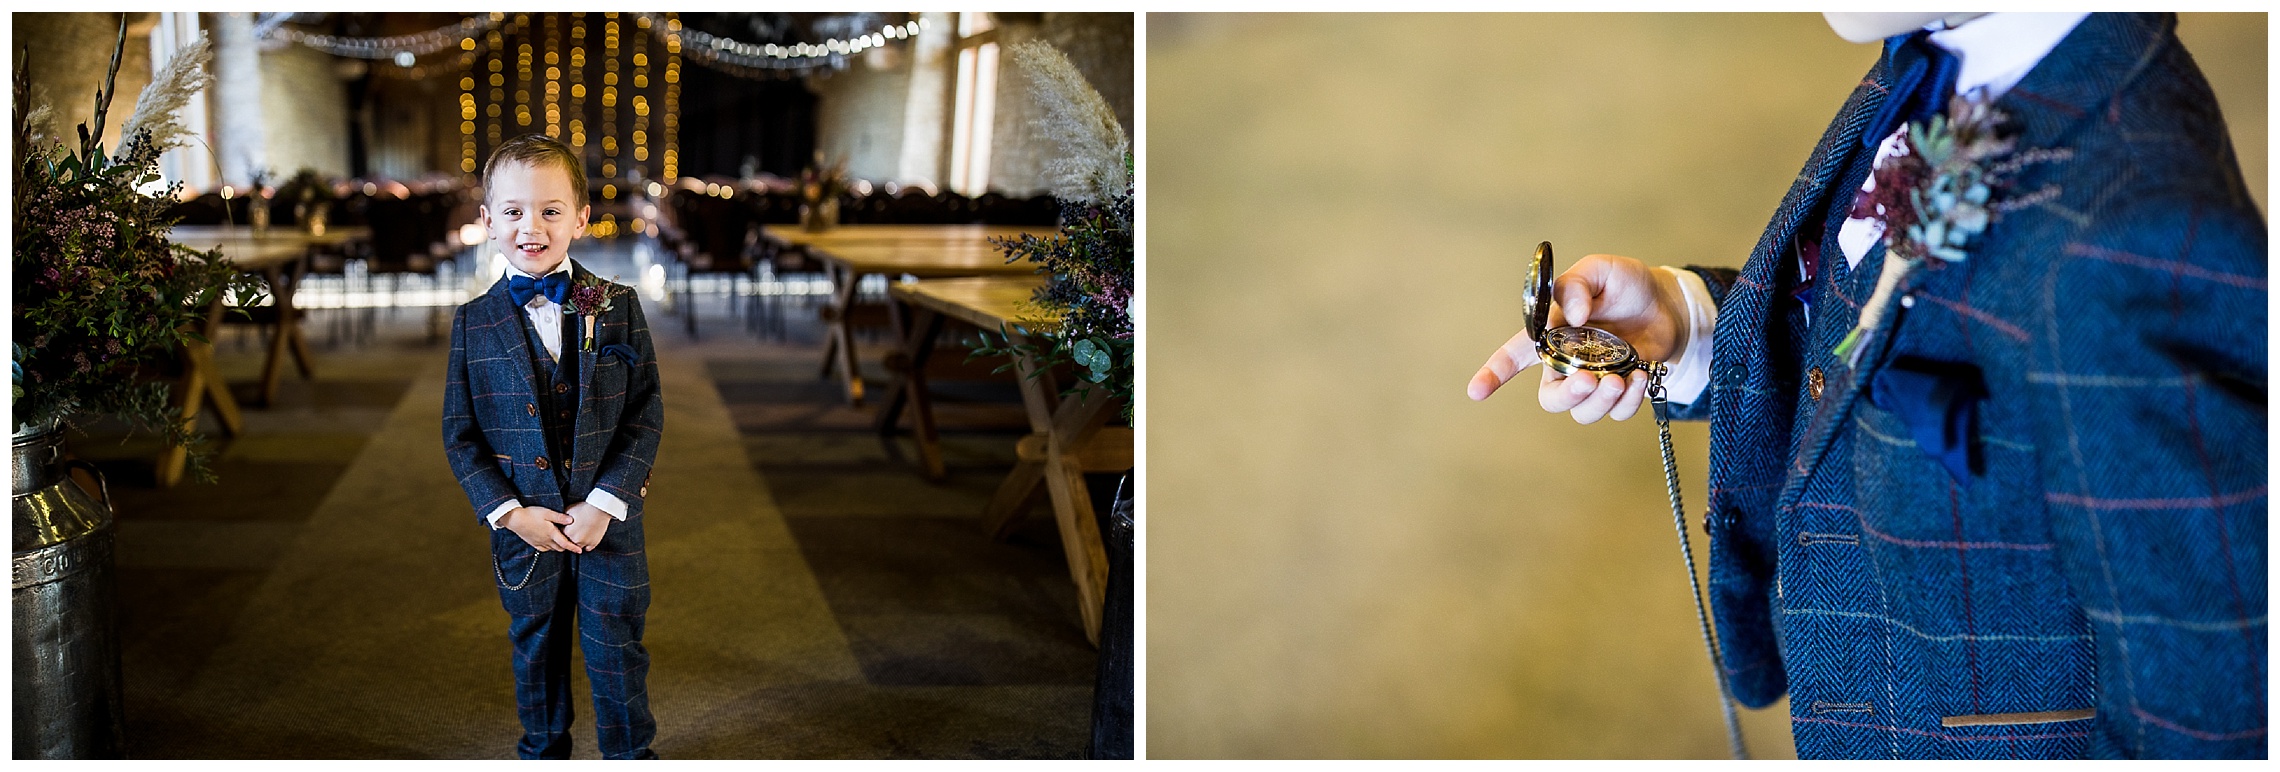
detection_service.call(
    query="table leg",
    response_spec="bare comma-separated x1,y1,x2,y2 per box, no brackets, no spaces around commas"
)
982,457,1047,538
1007,341,1113,645
259,257,313,404
157,298,243,486
827,266,866,405
898,311,943,480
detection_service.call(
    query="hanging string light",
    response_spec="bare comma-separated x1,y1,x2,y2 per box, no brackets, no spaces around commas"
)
639,13,931,78
662,14,681,183
630,18,650,187
544,13,561,138
569,13,587,152
268,14,498,59
485,17,505,151
602,13,620,181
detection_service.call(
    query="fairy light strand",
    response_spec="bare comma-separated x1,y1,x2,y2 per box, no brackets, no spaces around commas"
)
268,15,498,59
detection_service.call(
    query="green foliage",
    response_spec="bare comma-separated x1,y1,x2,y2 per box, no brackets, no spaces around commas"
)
974,154,1134,417
14,39,266,481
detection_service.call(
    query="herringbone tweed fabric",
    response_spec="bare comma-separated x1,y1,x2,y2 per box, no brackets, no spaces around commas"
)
1686,13,2266,759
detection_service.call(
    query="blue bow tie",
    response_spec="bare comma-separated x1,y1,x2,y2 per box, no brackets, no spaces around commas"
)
508,272,571,307
1862,31,1962,151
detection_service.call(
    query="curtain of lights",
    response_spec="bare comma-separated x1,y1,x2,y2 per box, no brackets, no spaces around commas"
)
457,11,683,192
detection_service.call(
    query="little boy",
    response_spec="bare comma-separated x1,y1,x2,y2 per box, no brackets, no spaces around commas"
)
443,134,664,759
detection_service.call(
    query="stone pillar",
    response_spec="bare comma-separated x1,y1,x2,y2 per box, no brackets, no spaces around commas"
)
895,12,955,189
210,12,265,187
150,12,214,191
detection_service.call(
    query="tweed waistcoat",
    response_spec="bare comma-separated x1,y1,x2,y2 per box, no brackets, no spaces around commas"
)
1694,13,2265,759
521,309,582,492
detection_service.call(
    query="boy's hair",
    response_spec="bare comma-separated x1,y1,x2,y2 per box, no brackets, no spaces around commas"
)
482,134,589,210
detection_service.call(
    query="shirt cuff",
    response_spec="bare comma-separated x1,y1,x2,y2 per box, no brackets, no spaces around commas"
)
484,499,522,530
585,488,630,521
1656,265,1717,406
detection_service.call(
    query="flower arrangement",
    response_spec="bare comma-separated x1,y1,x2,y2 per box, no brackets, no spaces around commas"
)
277,167,333,232
567,272,628,351
1833,93,2068,365
12,23,268,480
976,41,1135,414
797,152,849,231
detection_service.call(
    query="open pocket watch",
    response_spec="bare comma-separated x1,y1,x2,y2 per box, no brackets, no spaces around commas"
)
1525,241,1645,378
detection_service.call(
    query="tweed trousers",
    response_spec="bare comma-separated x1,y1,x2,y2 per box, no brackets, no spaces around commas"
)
493,514,655,759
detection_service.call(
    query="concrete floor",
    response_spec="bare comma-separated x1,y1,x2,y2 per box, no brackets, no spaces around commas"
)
1142,12,2265,759
69,241,1102,758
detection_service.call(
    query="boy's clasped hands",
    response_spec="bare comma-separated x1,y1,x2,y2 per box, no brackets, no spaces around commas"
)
504,502,612,553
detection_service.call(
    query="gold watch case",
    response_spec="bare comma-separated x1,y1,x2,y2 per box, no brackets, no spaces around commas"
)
1526,241,1642,377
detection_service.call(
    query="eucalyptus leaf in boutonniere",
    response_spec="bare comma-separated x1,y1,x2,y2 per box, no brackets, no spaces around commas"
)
567,273,626,351
1832,93,2072,367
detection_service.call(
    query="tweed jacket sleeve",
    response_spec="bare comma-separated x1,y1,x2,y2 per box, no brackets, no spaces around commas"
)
587,296,663,513
443,305,520,520
2022,192,2266,758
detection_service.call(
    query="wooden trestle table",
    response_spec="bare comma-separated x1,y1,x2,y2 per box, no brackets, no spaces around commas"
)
885,276,1130,645
157,225,369,485
760,224,1055,405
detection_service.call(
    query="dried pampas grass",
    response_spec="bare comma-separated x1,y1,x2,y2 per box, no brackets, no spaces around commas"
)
1010,40,1128,203
21,84,57,151
121,36,213,156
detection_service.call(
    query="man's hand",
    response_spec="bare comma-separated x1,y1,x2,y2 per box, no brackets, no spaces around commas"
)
504,506,581,553
1467,253,1690,424
563,501,612,552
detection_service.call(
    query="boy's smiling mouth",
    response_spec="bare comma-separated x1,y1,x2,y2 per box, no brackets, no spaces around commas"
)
516,242,552,259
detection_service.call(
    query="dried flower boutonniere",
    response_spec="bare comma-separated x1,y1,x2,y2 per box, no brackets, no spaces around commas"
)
1832,93,2071,366
567,273,626,351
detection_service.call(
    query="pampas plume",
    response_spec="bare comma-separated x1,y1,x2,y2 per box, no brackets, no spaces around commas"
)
121,36,213,156
1010,40,1128,203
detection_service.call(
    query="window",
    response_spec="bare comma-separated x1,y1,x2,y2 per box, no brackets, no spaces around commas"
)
946,13,998,196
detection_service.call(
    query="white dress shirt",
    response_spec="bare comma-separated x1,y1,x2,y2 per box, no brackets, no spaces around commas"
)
1661,12,2089,405
485,257,631,529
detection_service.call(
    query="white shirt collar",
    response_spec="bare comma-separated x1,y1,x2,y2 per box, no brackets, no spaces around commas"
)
1927,12,2090,102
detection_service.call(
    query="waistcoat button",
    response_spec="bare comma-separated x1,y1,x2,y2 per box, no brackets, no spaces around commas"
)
1807,367,1825,400
555,382,569,394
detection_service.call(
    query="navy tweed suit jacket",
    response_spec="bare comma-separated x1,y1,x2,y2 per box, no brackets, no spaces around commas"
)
1687,13,2265,759
443,259,664,526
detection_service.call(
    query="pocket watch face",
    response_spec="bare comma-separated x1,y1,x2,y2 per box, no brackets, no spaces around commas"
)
1543,325,1637,372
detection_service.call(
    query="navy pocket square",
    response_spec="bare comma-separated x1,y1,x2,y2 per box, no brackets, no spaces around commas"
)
600,343,641,365
1869,356,1986,487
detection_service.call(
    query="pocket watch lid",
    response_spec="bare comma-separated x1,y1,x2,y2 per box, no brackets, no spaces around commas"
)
1525,241,1554,341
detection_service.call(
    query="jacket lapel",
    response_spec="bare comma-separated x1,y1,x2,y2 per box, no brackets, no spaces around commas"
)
1775,13,2164,509
480,276,539,397
1706,55,1890,518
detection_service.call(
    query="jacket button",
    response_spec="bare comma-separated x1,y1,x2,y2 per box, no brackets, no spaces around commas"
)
1807,367,1825,400
526,403,538,416
555,382,569,394
535,456,550,471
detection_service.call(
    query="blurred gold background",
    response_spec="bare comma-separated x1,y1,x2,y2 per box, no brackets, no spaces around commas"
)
1144,13,2265,759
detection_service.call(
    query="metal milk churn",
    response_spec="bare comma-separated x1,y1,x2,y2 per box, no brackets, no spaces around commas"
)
11,424,125,759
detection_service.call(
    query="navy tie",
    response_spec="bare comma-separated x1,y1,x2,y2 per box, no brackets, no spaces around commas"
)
1861,31,1962,151
509,272,571,307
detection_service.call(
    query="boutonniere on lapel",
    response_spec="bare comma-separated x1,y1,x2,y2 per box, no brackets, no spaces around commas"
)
1832,94,2071,367
566,273,626,351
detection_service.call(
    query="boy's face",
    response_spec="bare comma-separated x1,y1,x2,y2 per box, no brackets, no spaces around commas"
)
480,159,590,276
